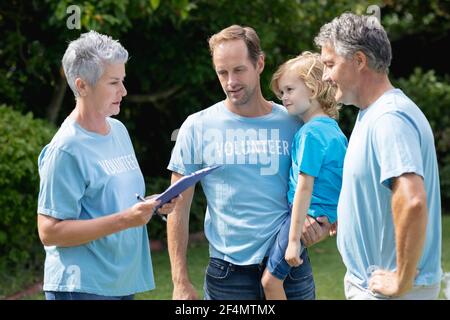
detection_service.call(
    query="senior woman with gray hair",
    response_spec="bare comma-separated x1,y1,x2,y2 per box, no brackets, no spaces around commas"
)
37,31,177,300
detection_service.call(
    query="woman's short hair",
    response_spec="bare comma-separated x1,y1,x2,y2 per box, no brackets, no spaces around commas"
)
62,30,128,97
271,51,340,119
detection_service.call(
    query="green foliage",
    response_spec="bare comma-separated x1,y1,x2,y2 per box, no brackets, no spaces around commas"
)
145,176,206,240
382,0,450,41
117,0,382,177
395,68,450,208
0,0,192,120
2,0,449,179
0,105,56,297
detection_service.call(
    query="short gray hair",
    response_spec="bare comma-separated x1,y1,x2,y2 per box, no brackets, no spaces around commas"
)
62,30,128,97
314,13,392,73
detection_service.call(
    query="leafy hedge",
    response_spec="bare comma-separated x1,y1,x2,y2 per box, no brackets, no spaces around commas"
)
0,105,56,297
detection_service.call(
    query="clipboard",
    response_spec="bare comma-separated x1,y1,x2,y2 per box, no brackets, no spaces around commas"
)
154,165,221,210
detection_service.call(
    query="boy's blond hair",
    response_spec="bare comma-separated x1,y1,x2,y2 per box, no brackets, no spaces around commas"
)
271,51,340,119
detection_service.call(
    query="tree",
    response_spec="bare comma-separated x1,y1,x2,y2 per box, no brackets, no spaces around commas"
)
0,0,193,123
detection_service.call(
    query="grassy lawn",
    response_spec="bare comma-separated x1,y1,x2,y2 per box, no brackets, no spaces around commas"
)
138,215,450,300
19,215,450,300
136,235,348,300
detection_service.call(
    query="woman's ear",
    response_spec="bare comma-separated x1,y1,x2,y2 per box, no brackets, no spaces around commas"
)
75,78,89,97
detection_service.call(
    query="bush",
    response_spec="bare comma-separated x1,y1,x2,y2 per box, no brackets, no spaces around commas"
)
0,105,56,297
394,68,450,209
145,176,207,241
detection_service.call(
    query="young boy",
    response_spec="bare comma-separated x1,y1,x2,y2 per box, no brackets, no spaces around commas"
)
261,52,348,299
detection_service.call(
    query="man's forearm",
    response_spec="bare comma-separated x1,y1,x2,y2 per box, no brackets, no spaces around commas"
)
167,173,195,285
392,175,428,292
167,207,191,284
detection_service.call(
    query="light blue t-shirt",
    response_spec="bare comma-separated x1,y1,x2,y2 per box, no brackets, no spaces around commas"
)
287,116,348,224
168,101,300,265
337,88,442,288
38,117,155,296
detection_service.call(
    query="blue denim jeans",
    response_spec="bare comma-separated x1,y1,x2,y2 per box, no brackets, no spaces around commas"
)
266,209,305,280
45,291,134,300
204,249,315,300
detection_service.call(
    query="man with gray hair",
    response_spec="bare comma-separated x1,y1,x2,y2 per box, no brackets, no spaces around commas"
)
315,13,442,299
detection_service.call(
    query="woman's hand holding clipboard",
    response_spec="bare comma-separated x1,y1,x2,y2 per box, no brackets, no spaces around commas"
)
135,165,221,222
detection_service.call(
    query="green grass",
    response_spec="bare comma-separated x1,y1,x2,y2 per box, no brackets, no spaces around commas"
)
17,215,450,300
0,265,43,300
139,214,450,300
440,213,450,299
137,242,209,300
136,235,347,300
140,215,450,300
308,237,347,299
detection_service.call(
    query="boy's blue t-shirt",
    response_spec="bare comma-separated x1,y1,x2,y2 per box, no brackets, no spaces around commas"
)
287,116,348,224
168,101,300,265
37,117,154,296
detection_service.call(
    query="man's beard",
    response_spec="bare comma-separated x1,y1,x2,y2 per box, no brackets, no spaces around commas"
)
228,86,255,106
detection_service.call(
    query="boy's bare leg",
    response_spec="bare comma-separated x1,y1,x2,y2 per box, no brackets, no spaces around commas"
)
261,268,287,300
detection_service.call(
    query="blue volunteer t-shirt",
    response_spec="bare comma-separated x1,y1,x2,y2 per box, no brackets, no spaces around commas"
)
168,101,300,265
337,88,442,288
287,116,348,224
38,117,155,296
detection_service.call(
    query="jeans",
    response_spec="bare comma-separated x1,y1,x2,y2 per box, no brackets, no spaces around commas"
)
45,291,134,300
204,249,315,300
266,209,305,280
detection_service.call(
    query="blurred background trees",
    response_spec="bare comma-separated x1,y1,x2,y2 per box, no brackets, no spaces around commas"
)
1,0,449,296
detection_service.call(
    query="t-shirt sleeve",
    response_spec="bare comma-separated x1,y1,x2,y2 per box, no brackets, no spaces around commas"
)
296,130,326,178
37,147,86,220
372,112,424,189
167,115,202,175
